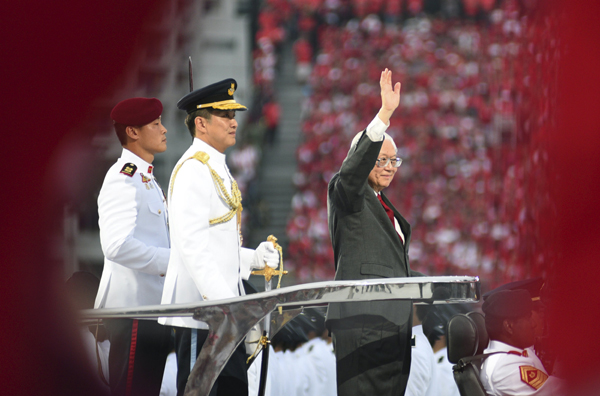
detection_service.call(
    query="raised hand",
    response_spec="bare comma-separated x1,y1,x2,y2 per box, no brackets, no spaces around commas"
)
378,68,401,124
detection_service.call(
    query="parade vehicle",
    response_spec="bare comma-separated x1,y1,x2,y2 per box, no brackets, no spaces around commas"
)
82,274,480,396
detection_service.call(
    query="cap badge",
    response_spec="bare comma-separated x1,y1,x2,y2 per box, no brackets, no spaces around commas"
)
228,83,235,96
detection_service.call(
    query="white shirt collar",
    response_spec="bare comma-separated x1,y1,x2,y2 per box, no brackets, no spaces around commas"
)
193,138,226,165
121,148,153,174
486,340,525,354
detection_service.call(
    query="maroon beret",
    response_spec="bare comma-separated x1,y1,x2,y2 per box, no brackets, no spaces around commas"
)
110,97,163,126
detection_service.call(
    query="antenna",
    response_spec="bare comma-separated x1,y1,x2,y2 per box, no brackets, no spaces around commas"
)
188,56,194,92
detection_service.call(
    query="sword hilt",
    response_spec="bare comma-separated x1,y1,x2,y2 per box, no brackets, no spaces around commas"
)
251,235,287,283
266,235,279,249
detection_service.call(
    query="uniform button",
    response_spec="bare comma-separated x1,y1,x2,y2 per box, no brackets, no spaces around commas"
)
202,295,208,300
158,209,162,214
160,273,165,277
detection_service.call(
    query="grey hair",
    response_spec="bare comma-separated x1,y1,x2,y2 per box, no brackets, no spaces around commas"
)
349,131,397,153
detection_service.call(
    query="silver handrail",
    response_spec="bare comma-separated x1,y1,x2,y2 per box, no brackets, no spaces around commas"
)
81,276,480,396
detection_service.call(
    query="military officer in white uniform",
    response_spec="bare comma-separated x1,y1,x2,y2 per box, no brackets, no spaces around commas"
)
159,79,279,396
95,97,173,396
480,290,565,396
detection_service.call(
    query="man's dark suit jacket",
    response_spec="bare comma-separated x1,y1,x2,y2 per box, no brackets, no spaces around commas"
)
326,131,419,327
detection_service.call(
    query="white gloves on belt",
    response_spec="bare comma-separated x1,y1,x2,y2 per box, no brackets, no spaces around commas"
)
250,241,279,270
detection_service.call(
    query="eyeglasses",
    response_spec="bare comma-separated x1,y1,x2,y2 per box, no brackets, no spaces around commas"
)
375,157,403,168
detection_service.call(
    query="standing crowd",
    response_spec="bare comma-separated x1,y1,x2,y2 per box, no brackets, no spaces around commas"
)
278,0,554,291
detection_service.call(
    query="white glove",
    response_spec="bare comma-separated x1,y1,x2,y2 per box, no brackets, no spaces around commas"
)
250,241,279,270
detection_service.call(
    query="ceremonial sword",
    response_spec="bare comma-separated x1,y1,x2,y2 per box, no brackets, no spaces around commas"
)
250,235,288,396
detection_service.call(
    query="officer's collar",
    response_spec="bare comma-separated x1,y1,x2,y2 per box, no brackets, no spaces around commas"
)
121,148,154,174
192,138,226,165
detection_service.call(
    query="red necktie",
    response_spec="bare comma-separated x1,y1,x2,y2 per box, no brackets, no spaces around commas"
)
378,194,404,243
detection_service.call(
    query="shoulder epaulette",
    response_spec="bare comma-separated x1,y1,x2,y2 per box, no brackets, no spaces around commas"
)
169,151,209,198
519,365,548,390
192,151,210,164
120,162,137,177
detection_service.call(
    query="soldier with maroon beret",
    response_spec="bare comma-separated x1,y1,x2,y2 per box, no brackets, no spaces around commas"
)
95,97,173,396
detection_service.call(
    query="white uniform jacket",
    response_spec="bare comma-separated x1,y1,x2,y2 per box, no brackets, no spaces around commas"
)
406,325,438,396
432,347,460,396
299,337,337,396
480,340,566,396
95,148,170,309
160,138,254,329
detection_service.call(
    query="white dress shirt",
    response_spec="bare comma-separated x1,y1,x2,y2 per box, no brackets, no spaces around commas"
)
374,191,406,243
